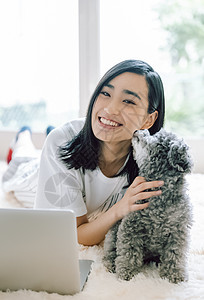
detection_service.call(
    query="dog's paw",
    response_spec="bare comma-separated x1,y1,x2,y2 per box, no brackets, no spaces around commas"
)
160,269,187,284
115,259,140,281
167,273,187,284
103,256,116,273
116,267,133,281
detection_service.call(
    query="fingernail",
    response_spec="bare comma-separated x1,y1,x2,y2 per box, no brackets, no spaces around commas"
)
156,190,162,195
158,181,164,186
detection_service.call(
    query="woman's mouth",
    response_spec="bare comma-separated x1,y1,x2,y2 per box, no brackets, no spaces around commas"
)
98,117,122,127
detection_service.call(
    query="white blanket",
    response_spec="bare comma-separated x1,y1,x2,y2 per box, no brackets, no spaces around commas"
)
0,161,204,299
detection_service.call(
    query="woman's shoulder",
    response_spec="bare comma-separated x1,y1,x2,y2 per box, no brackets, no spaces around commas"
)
61,117,86,139
46,118,85,145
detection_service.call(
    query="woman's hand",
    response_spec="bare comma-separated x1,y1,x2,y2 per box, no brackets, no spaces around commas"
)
114,176,164,221
77,176,164,246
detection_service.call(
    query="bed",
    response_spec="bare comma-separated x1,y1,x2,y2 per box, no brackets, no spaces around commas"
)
0,161,204,300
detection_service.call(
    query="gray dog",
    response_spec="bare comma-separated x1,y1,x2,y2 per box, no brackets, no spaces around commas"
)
103,129,193,283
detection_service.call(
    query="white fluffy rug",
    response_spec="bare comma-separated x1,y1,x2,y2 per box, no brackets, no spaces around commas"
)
0,161,204,300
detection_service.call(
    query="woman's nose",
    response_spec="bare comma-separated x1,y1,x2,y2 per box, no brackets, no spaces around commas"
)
104,99,120,115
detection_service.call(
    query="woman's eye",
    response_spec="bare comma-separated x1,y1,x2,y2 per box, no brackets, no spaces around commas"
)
100,91,110,97
123,99,136,105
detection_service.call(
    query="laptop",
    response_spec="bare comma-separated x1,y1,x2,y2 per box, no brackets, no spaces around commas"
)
0,208,92,295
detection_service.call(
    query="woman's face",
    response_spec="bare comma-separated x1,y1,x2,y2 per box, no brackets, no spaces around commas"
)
91,72,158,144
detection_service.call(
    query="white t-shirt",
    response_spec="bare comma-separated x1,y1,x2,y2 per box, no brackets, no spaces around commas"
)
2,118,129,217
35,118,128,218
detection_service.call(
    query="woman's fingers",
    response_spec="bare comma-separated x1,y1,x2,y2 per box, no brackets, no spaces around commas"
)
131,202,150,212
133,189,162,202
130,177,164,195
115,176,164,220
129,188,162,213
128,176,164,210
130,176,146,188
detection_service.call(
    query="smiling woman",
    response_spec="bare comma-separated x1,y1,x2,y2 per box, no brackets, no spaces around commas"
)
2,59,165,246
92,72,158,144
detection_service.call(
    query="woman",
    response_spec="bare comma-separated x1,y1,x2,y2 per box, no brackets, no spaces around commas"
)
35,59,165,246
3,59,165,246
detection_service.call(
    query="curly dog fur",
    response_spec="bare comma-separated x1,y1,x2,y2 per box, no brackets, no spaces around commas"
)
103,129,193,283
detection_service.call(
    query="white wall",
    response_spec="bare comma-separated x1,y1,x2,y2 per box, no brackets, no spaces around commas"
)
185,137,204,174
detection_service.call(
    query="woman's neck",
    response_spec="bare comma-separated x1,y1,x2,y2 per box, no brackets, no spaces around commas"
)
98,141,131,177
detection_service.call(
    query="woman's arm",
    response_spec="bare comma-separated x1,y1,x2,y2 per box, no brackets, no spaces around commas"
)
77,176,164,246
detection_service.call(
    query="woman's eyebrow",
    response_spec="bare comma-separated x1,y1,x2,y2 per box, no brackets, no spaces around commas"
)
104,84,141,100
123,89,141,100
104,83,114,89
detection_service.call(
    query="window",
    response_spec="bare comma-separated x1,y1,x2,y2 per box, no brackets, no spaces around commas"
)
0,0,79,131
100,0,204,137
1,0,203,138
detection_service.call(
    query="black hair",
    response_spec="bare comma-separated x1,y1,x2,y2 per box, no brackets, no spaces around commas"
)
59,60,165,185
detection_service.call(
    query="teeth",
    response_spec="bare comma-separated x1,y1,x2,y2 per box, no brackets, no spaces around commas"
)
100,117,120,127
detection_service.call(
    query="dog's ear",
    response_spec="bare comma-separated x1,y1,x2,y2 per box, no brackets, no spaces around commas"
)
167,141,193,173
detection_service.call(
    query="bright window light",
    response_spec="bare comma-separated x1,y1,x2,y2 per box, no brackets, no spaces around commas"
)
0,0,79,131
100,0,204,137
